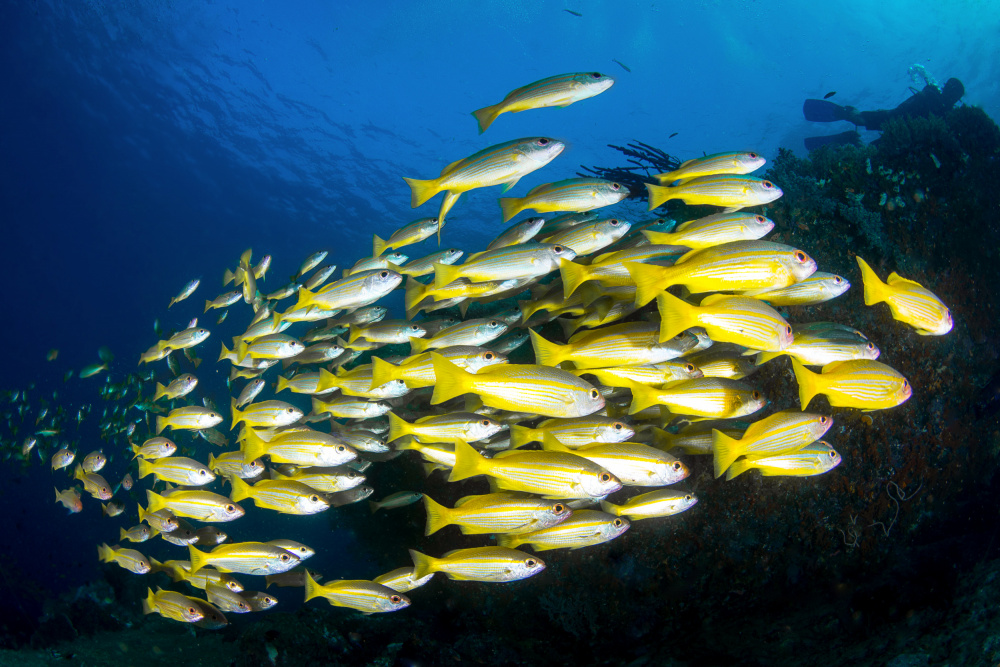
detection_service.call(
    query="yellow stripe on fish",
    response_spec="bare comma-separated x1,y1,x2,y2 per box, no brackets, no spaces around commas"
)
791,359,912,411
654,151,767,184
856,256,952,335
711,410,832,478
646,174,782,211
656,291,793,350
500,178,629,222
471,72,615,133
498,510,629,551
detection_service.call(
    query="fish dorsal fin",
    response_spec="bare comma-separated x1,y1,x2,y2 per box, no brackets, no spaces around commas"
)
493,450,520,459
674,218,697,232
674,248,701,265
679,158,696,169
886,272,922,288
440,158,465,177
821,360,849,374
698,294,731,308
414,415,437,424
526,182,550,197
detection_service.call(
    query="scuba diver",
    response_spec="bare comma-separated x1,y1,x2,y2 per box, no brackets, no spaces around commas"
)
802,75,965,151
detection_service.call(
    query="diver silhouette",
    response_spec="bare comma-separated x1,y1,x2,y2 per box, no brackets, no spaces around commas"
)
802,78,965,151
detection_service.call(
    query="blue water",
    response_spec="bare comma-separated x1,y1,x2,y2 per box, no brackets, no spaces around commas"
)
3,0,1000,660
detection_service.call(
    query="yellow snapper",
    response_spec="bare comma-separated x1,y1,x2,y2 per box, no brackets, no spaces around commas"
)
655,292,793,350
373,567,434,593
153,374,198,402
145,489,244,522
204,290,242,313
422,493,571,536
472,72,615,133
509,415,634,448
430,353,605,418
370,346,506,389
155,406,223,435
240,427,356,466
208,452,266,480
541,437,689,486
543,217,632,256
530,322,698,370
372,218,439,256
137,456,216,486
646,174,783,211
449,440,621,499
131,437,177,460
627,240,818,307
432,242,575,290
188,542,300,575
168,279,200,309
626,377,767,418
348,321,426,345
740,272,850,306
791,359,912,411
642,212,774,249
601,490,699,521
230,399,303,430
271,466,365,493
390,248,463,278
499,178,629,222
142,588,204,624
304,572,410,613
290,269,402,314
725,441,842,480
487,217,546,251
711,410,832,478
410,318,508,353
574,362,702,388
387,411,502,445
654,151,767,184
856,256,952,335
408,546,545,582
403,137,566,236
98,543,151,574
756,322,880,367
498,510,629,551
228,476,330,515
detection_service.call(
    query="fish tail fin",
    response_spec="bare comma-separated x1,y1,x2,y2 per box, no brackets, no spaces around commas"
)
755,351,784,366
712,429,744,478
557,316,580,340
292,286,317,312
599,499,623,516
234,340,249,365
204,300,213,314
791,358,821,410
303,569,324,602
422,495,452,536
145,489,166,514
142,588,156,615
496,534,522,549
656,291,699,343
528,329,567,367
136,458,153,480
137,503,149,523
498,196,524,223
642,229,675,245
155,416,167,435
409,336,431,354
627,380,660,415
223,268,236,286
347,326,362,344
230,397,243,431
471,104,501,134
371,357,401,390
402,176,441,208
725,458,754,481
429,352,472,405
517,299,537,323
559,260,592,298
317,368,342,393
432,262,461,290
368,500,381,513
645,183,674,210
404,277,428,315
540,433,572,453
855,256,886,306
509,424,537,449
207,453,217,472
228,475,252,503
118,527,128,541
626,262,673,307
408,549,439,579
188,544,209,574
387,412,412,442
275,375,289,394
372,234,388,257
218,342,232,363
448,439,487,482
98,543,113,562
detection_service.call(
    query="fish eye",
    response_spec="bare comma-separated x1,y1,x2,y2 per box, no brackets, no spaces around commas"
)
590,389,600,399
685,494,692,500
611,183,621,190
526,559,538,568
380,271,389,278
553,245,564,253
490,320,499,327
337,445,346,452
390,595,402,604
686,364,695,372
785,325,792,335
820,416,829,424
310,495,319,502
484,352,495,360
590,72,601,78
748,152,759,159
240,602,249,610
610,219,619,226
614,422,623,430
188,607,197,614
903,380,909,388
763,180,774,188
829,451,837,459
834,276,843,284
614,519,624,527
672,462,682,471
280,554,290,561
794,251,806,262
553,503,566,513
752,391,761,400
536,138,550,146
481,419,490,426
287,408,295,413
600,473,612,482
867,343,875,350
226,504,236,512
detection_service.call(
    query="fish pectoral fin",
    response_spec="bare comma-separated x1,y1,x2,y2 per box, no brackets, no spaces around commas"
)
501,177,522,193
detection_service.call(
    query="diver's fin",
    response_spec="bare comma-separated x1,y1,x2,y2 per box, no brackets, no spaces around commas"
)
802,99,853,123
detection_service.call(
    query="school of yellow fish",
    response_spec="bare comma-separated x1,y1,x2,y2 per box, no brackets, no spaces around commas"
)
38,70,953,625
